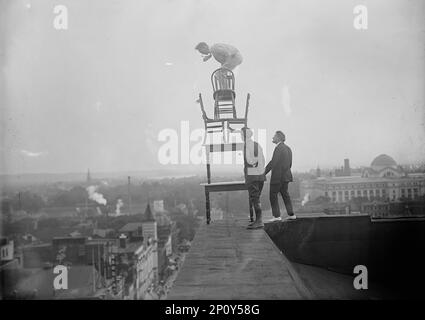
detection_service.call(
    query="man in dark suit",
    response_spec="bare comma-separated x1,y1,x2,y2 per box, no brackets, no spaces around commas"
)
264,131,296,222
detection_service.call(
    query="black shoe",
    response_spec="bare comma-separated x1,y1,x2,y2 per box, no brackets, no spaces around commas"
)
247,221,264,229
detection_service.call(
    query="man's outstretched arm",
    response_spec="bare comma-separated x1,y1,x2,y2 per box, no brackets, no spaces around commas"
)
245,142,258,166
264,148,279,175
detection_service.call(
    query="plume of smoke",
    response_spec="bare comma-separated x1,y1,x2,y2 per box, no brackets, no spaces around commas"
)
86,185,107,205
115,199,124,216
301,193,310,206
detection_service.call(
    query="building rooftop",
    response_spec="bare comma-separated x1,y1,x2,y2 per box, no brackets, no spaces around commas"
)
168,212,313,299
114,241,143,254
119,222,143,233
315,175,423,184
144,204,155,222
14,265,96,299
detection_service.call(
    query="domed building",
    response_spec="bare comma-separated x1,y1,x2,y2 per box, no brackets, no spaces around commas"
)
362,154,404,178
371,154,397,170
300,154,425,205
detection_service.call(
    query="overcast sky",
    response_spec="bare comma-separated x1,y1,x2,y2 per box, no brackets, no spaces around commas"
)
1,0,424,174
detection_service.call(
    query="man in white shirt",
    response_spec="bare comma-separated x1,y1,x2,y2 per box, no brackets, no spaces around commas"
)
240,127,266,229
195,42,243,70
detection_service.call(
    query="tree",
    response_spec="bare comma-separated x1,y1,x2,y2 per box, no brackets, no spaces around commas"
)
11,191,45,213
1,199,12,221
49,186,87,207
349,197,369,212
307,196,331,206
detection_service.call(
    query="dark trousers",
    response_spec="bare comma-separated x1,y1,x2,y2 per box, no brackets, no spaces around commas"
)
270,182,294,218
247,181,264,217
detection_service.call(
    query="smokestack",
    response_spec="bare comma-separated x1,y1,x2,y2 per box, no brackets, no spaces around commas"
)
119,234,127,249
344,159,351,176
127,176,132,215
87,168,91,184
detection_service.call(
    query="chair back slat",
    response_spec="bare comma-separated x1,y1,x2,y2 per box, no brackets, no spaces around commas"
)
211,68,235,92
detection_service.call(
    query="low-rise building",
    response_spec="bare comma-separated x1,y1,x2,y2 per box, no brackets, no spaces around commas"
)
119,223,144,240
1,237,14,262
301,154,425,204
362,200,425,219
134,238,156,299
157,224,173,281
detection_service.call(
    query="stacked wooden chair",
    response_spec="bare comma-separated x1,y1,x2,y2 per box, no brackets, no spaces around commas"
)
197,68,254,224
198,68,250,144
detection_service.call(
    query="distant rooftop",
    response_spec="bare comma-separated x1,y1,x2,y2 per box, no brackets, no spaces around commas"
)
144,204,155,222
14,265,96,299
316,174,423,184
114,241,143,254
119,222,143,233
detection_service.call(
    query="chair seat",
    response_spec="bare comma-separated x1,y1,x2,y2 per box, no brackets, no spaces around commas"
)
205,117,246,123
206,124,224,129
227,118,247,123
213,89,236,100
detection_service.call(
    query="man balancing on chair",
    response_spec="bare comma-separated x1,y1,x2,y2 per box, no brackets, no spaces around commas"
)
240,127,266,230
195,42,243,71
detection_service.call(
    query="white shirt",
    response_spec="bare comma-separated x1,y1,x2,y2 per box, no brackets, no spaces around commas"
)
245,139,265,176
210,43,243,70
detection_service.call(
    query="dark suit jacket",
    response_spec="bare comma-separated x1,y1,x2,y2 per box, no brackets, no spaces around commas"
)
264,142,293,184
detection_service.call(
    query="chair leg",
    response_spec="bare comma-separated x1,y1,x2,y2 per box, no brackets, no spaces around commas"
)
244,93,250,126
203,124,207,145
205,190,211,224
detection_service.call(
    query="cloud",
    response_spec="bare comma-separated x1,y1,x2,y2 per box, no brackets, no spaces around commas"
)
95,101,102,112
21,150,47,157
281,85,292,116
